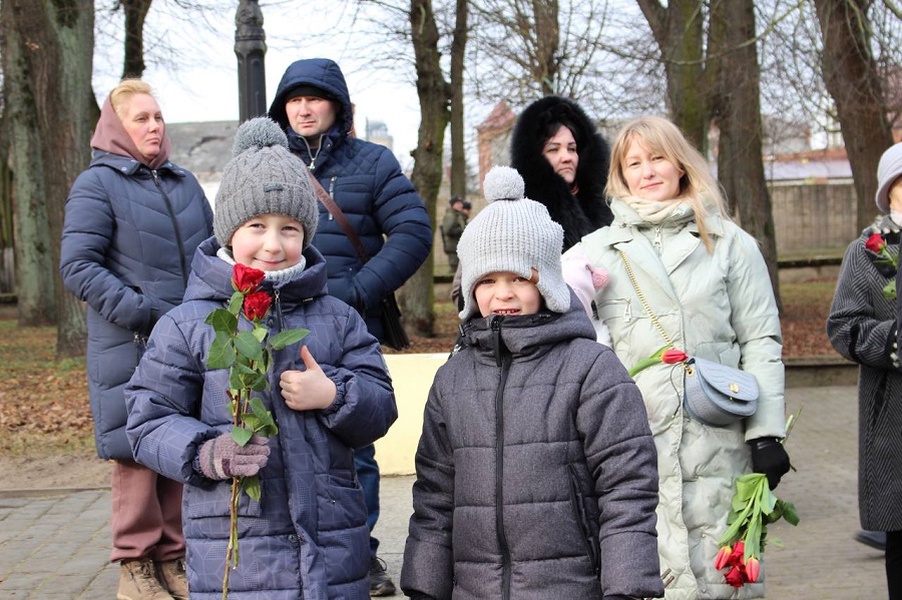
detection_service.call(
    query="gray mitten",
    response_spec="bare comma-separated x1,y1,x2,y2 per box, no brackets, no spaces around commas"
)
197,433,270,480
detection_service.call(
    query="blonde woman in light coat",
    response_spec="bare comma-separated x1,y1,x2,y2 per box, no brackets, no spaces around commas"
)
565,116,790,599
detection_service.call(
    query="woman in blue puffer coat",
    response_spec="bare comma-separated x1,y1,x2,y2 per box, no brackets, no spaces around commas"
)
59,79,213,599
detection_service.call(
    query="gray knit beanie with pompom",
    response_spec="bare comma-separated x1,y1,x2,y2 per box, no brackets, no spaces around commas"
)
213,116,318,247
457,165,569,319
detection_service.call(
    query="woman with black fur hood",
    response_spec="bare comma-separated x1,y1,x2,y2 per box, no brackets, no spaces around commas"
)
510,96,613,251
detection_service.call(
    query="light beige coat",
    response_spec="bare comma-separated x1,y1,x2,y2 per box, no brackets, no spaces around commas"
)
568,198,786,599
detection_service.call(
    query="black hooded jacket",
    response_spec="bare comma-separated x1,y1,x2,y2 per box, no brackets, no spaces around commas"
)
510,96,612,251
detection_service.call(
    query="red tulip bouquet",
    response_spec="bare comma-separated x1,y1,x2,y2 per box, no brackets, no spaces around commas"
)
628,345,801,588
205,263,308,598
714,411,801,588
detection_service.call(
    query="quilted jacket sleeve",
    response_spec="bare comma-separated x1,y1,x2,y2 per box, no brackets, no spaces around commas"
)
315,306,398,448
577,347,664,599
125,312,220,488
726,226,786,440
60,170,158,334
828,234,897,369
353,148,432,308
400,374,456,600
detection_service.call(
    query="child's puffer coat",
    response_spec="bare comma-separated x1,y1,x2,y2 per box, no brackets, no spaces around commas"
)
402,295,663,600
126,238,397,599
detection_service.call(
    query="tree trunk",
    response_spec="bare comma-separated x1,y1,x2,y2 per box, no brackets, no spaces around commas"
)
637,0,709,152
121,0,153,79
532,0,560,96
0,99,15,296
6,0,94,355
709,0,782,311
449,0,468,199
407,0,451,336
813,0,892,231
2,1,56,326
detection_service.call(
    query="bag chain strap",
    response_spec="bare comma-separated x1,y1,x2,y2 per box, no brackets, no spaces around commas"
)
619,250,675,347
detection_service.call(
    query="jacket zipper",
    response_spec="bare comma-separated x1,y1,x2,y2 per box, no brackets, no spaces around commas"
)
327,177,337,221
151,169,189,286
272,287,285,331
491,317,513,599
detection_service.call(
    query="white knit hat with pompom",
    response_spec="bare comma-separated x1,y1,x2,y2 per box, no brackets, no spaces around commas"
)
457,165,568,319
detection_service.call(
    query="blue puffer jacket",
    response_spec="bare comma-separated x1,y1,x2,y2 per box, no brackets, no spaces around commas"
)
60,151,213,460
125,238,398,599
269,58,432,341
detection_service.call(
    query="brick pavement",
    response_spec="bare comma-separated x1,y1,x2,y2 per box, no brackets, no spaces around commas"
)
0,384,888,599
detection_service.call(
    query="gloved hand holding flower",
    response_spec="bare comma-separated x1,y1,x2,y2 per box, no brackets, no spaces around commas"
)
197,433,271,480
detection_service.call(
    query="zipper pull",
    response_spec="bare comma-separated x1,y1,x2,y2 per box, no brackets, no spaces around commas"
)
653,226,663,253
623,300,632,322
273,288,285,330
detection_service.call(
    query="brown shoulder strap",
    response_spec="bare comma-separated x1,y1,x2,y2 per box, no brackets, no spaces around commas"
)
305,170,370,263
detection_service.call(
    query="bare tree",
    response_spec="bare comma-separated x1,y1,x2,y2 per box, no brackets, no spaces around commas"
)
813,0,894,230
120,0,154,78
710,0,782,308
404,0,452,335
449,0,469,198
467,0,610,109
635,0,709,152
2,0,94,355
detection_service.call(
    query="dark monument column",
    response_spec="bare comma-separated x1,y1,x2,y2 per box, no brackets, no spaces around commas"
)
235,0,267,122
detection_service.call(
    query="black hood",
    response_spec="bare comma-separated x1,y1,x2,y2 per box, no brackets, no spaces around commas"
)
511,96,612,250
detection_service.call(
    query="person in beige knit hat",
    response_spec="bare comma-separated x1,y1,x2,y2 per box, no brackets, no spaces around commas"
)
401,166,663,600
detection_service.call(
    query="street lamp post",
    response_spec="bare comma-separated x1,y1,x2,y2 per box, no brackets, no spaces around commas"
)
235,0,267,122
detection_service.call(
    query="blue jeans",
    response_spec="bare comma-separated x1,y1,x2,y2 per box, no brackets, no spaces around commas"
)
354,443,380,557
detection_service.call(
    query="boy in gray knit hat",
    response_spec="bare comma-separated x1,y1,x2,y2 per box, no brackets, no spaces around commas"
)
125,117,397,598
401,166,664,600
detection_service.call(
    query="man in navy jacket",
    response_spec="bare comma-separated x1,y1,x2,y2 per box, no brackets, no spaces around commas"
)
270,58,432,596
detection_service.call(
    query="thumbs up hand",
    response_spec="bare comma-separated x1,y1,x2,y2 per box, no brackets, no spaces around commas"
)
280,345,337,411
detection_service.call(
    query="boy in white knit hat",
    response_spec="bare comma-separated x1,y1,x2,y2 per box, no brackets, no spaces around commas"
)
125,117,397,599
401,166,664,600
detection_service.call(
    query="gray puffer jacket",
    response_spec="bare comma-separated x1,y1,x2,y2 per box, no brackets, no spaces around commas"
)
126,238,397,599
401,294,663,600
60,150,213,460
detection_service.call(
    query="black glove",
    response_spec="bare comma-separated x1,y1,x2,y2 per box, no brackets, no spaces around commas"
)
749,437,791,489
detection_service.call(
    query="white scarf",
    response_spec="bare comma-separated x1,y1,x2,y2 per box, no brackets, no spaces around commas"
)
216,247,307,285
622,196,694,225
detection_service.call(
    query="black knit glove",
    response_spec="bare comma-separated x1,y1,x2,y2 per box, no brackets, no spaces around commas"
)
748,437,791,489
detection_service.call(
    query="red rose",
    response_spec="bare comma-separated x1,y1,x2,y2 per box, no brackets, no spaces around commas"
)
865,233,886,254
662,348,688,364
724,566,746,588
243,290,272,322
233,264,266,294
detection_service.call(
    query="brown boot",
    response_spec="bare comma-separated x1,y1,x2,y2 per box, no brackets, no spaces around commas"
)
117,557,174,600
156,558,189,600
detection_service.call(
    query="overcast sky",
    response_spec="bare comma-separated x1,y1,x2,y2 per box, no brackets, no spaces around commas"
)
92,1,436,168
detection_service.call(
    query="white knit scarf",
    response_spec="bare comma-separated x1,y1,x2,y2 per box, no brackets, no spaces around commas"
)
216,247,307,285
622,195,694,225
